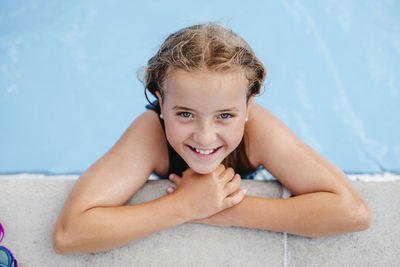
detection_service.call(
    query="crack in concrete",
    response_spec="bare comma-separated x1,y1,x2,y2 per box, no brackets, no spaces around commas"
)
282,186,292,267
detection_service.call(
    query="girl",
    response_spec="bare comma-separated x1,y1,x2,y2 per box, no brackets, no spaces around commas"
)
52,22,371,254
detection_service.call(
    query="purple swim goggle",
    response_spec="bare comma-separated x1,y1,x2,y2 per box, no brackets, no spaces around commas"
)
0,223,17,267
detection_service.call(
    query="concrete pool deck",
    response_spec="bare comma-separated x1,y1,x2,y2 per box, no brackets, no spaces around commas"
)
0,175,399,266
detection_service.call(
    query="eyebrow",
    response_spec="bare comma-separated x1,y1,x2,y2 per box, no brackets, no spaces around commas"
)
173,105,239,112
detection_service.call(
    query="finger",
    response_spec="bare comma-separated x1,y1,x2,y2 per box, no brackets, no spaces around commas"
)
215,164,226,175
166,186,175,194
169,173,182,185
224,188,246,208
220,167,236,183
224,174,241,195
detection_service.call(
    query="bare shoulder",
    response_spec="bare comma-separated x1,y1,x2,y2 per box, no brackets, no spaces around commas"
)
245,102,290,169
245,102,356,197
62,110,169,214
105,109,170,177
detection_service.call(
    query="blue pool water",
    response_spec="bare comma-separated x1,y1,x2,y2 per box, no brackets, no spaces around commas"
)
0,1,399,175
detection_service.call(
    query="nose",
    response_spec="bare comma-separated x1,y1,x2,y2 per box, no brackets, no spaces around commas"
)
193,120,217,147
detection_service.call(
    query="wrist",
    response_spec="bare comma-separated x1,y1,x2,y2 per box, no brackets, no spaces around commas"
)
228,195,247,227
166,192,193,223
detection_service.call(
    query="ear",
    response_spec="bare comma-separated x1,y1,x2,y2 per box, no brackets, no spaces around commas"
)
155,91,163,107
246,95,254,120
247,95,254,104
155,90,165,119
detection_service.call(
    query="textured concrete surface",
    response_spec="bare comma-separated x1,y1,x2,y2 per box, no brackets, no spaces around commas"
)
0,178,283,267
1,176,398,266
286,182,400,267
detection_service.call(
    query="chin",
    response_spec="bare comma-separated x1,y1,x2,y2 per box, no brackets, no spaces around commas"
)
193,168,214,175
188,163,221,175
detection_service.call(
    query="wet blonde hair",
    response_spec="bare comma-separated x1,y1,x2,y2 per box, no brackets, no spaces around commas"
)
142,22,266,103
140,22,266,175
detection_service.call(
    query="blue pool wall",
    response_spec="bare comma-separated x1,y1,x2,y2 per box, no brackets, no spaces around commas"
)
1,1,399,175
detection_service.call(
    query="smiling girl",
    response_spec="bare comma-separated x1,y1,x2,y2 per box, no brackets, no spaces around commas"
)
52,22,371,254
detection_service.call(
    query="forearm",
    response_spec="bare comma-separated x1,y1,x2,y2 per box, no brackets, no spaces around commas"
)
207,193,370,237
53,193,187,254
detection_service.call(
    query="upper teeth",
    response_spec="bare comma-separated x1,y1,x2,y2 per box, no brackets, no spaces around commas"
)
195,148,215,154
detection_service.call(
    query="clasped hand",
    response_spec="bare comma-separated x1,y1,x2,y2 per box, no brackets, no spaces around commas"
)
165,164,247,226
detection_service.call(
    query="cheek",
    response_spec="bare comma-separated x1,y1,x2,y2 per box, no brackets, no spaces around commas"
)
163,120,188,147
224,122,245,147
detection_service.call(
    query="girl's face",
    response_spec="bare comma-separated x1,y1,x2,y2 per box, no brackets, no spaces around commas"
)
157,69,251,174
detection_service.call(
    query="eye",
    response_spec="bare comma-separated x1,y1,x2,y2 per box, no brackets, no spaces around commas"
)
177,112,192,118
218,113,232,119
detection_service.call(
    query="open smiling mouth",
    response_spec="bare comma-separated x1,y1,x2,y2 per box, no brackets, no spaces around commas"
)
187,145,223,155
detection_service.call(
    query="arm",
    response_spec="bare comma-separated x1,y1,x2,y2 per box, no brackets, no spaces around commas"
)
168,179,369,237
52,110,180,254
54,194,189,254
52,111,244,254
167,103,372,237
245,104,372,236
205,192,369,237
